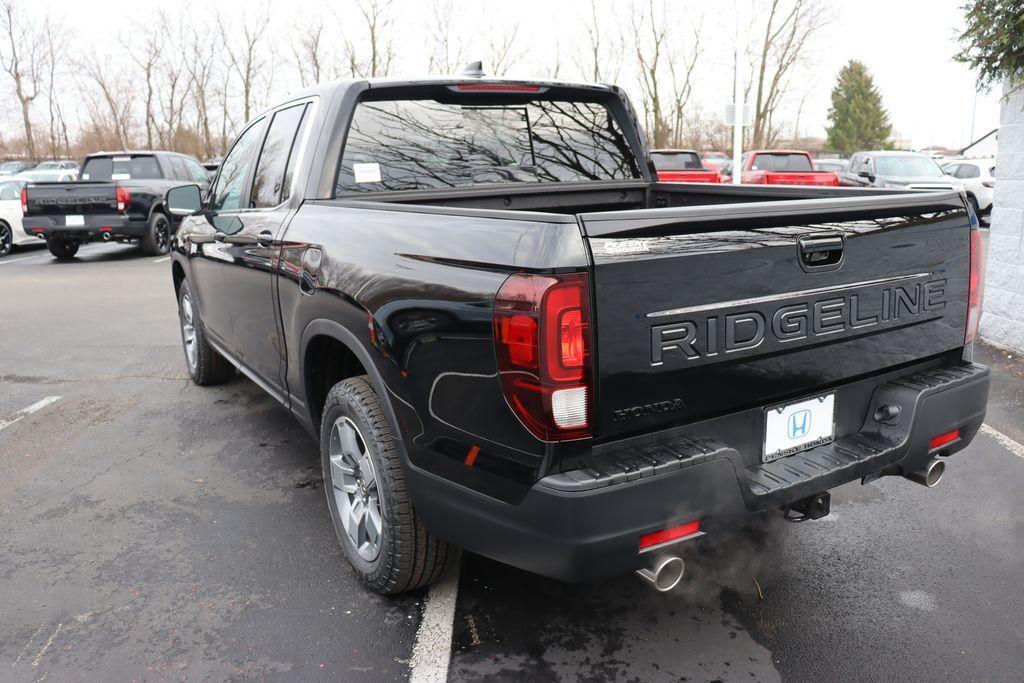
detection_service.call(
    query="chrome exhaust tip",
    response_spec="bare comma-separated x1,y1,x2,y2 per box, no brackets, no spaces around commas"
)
636,554,685,592
905,458,945,488
102,232,112,241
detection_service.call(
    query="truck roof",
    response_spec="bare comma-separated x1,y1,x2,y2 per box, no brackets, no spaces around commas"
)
270,75,619,118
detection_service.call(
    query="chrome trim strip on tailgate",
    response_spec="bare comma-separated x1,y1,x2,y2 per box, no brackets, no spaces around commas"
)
646,272,935,318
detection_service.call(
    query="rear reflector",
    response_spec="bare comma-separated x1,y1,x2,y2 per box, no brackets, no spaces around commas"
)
639,520,701,550
929,429,960,450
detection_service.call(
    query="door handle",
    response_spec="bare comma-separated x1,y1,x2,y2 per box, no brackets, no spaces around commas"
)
257,230,274,247
213,231,226,242
797,234,845,272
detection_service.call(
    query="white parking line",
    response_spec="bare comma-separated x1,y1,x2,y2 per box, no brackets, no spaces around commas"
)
0,396,62,432
153,256,171,263
981,423,1024,461
409,561,460,683
0,253,48,266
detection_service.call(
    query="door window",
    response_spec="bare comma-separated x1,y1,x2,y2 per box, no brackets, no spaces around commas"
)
959,164,980,179
166,155,189,180
183,157,211,185
211,119,266,211
251,103,309,208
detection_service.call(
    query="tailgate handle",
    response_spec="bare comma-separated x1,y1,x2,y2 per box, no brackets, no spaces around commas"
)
798,234,845,272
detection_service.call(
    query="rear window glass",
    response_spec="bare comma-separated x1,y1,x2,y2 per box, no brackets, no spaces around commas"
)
751,153,812,172
81,156,162,181
336,98,640,193
651,152,702,171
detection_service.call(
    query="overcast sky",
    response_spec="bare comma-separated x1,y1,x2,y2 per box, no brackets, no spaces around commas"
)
30,0,1001,150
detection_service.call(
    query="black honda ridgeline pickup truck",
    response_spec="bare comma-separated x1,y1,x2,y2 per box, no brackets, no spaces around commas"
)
22,151,211,259
165,75,990,594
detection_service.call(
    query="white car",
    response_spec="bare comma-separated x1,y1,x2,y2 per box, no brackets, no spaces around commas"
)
943,158,995,225
18,169,78,183
0,178,36,257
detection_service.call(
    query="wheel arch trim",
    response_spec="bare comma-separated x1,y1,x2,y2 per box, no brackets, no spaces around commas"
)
298,318,407,459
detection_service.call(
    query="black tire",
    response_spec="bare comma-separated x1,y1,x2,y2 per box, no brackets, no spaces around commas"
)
320,376,452,594
47,238,79,260
0,222,11,257
142,210,171,256
177,279,235,386
967,194,980,218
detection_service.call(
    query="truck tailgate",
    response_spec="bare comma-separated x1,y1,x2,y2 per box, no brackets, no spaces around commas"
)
580,192,970,439
25,182,118,217
762,171,838,186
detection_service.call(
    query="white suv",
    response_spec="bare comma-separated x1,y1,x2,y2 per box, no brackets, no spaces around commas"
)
943,159,995,225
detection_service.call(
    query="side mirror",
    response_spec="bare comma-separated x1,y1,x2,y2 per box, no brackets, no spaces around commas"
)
167,184,202,217
858,169,875,182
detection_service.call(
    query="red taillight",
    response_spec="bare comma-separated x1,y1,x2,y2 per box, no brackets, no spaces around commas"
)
20,188,27,214
494,272,592,440
116,186,131,212
929,428,960,450
639,520,701,550
966,229,984,343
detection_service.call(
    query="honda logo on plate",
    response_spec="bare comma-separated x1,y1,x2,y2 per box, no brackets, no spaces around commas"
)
788,410,811,439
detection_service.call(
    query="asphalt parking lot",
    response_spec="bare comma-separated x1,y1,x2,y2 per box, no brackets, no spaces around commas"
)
2,239,1024,682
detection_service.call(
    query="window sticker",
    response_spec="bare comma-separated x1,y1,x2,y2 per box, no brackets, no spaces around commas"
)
353,162,382,183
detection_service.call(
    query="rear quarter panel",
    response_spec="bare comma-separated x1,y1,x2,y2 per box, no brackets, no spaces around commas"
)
279,202,589,501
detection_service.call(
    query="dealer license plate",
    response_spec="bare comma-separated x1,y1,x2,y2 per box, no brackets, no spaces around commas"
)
763,393,835,463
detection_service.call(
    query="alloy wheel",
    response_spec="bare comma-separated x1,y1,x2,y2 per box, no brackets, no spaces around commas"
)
329,416,384,562
180,293,198,371
0,224,11,257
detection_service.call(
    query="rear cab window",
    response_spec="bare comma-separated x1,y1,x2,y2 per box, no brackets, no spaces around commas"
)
650,152,703,171
750,153,813,172
335,87,641,194
81,155,163,181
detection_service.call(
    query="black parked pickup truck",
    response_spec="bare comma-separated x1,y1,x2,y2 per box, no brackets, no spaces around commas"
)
165,74,990,595
22,151,210,259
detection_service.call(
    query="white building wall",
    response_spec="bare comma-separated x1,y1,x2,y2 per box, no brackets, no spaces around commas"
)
980,85,1024,353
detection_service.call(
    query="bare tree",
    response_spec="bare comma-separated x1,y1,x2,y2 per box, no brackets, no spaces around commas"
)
340,0,395,78
571,0,623,83
43,19,70,157
184,20,220,158
631,0,702,149
82,60,133,149
747,0,830,147
486,21,522,75
292,16,328,87
122,26,162,150
0,0,49,159
426,0,465,74
217,2,272,123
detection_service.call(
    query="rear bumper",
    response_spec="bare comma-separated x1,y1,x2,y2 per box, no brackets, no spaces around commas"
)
408,361,989,582
22,215,148,241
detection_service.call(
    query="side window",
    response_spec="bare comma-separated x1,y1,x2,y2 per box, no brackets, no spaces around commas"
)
281,106,311,203
943,164,959,177
960,164,980,179
211,119,266,211
183,157,211,185
166,155,189,181
250,103,309,208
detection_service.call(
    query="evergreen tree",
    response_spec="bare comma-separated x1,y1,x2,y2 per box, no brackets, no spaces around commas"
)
825,61,893,154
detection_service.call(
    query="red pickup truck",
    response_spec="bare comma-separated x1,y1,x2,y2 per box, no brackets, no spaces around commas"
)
740,150,838,186
651,149,722,184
